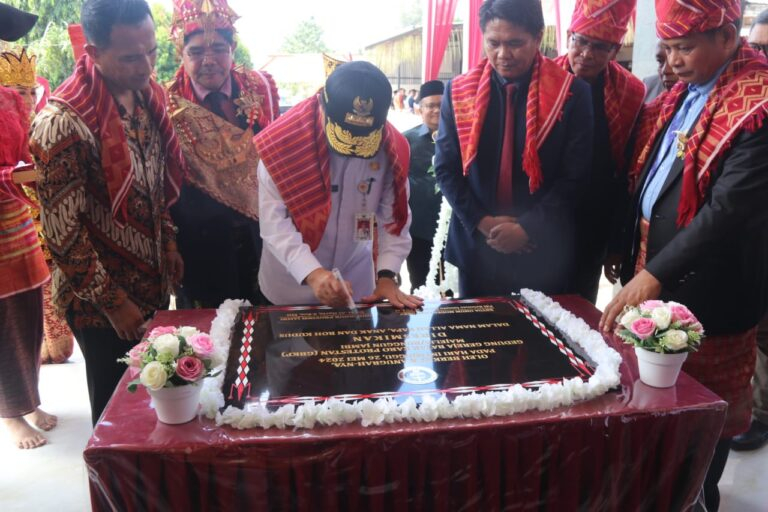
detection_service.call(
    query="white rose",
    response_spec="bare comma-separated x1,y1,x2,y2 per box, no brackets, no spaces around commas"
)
662,330,689,352
140,361,168,390
651,307,672,330
177,326,199,339
619,309,641,329
152,334,180,357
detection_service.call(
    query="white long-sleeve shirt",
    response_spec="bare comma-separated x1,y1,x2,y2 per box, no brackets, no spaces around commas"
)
258,151,412,305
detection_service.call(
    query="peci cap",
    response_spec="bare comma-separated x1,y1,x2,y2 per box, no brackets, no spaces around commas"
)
418,80,445,101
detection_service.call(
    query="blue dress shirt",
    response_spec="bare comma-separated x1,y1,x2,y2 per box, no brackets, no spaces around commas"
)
640,66,727,219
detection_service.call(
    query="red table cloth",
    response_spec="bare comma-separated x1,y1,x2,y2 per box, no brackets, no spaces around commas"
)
84,296,726,511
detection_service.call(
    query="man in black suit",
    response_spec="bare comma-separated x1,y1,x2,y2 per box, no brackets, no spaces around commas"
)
600,1,768,509
403,80,444,292
434,0,593,297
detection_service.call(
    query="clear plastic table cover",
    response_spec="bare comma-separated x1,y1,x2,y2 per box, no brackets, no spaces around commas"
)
84,297,725,512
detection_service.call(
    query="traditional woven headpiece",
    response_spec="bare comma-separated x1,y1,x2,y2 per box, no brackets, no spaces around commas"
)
655,0,741,39
323,53,346,79
569,0,636,45
171,0,239,47
0,47,36,88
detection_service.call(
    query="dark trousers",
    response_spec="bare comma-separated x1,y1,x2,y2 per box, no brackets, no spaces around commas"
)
694,438,731,512
67,315,137,425
406,237,433,293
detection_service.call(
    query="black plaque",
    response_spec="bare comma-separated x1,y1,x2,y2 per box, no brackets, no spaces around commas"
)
222,297,594,410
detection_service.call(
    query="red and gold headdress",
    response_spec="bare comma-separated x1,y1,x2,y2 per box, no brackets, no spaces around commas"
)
170,0,239,47
0,47,36,88
655,0,741,39
569,0,636,45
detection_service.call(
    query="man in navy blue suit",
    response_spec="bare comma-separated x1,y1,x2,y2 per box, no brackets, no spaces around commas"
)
434,0,593,298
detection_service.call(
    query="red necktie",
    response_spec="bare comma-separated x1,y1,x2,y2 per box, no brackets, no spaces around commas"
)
497,83,517,208
205,91,239,126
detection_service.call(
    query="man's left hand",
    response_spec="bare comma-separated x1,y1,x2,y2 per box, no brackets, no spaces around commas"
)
362,277,424,309
166,251,184,287
487,222,530,254
599,269,662,332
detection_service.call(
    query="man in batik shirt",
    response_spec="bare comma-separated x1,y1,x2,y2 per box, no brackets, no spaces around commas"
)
30,0,185,425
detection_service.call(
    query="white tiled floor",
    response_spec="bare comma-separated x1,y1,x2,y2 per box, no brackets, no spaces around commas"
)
1,279,767,511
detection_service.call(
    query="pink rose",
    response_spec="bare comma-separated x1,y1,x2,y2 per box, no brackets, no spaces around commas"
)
640,300,665,311
148,325,176,338
670,304,696,325
127,341,151,368
176,356,204,382
630,318,657,339
188,333,214,358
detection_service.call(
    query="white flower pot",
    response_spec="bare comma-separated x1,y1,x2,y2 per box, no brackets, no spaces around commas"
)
634,347,688,388
148,384,202,424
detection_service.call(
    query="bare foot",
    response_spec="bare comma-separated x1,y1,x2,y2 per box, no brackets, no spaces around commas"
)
2,417,47,449
24,408,58,431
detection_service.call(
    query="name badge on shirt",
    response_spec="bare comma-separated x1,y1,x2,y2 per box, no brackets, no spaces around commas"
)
354,212,375,242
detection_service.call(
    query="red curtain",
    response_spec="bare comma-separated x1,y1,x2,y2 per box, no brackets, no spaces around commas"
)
424,0,460,81
466,0,484,70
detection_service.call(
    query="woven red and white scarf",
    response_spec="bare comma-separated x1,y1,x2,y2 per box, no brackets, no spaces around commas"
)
450,54,574,193
52,55,185,225
253,94,410,252
629,42,768,227
554,56,644,171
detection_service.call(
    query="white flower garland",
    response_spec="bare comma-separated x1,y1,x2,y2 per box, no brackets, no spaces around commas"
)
199,291,622,430
414,197,459,299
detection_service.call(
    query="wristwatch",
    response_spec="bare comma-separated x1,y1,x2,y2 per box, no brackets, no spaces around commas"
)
377,269,401,285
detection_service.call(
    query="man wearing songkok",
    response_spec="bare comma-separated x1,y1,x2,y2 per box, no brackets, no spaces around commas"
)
554,0,644,303
434,0,593,298
167,0,279,308
0,1,58,450
403,79,444,292
600,1,768,509
30,0,186,425
731,7,768,453
253,61,422,310
1,48,76,366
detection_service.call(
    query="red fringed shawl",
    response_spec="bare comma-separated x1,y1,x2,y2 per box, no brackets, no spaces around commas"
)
555,56,645,171
629,42,768,227
450,55,574,193
253,94,410,252
51,55,185,225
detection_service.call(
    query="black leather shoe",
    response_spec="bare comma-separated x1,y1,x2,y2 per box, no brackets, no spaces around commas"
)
731,420,768,451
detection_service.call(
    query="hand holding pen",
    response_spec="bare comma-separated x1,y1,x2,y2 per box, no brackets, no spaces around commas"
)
305,267,356,309
332,268,359,316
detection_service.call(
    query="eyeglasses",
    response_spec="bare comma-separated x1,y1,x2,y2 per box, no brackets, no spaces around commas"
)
749,43,768,58
419,102,441,111
570,34,617,55
185,44,232,61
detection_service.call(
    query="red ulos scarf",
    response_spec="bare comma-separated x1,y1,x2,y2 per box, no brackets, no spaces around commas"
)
628,93,667,193
167,66,280,130
450,54,574,192
554,56,645,171
629,42,768,227
51,55,185,225
253,94,410,252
